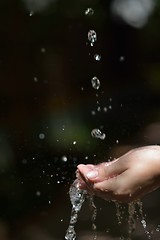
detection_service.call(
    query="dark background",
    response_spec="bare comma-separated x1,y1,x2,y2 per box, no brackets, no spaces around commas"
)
0,0,160,239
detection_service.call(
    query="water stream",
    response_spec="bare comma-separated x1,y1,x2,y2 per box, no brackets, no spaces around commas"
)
65,180,87,240
65,180,97,240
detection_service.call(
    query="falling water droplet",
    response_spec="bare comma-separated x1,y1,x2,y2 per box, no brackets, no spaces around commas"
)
29,11,34,17
156,224,160,232
22,159,27,164
81,86,84,91
36,191,41,196
94,54,101,61
39,133,45,140
120,56,125,62
91,110,96,116
85,8,94,16
103,107,107,112
91,76,100,90
91,128,106,140
97,106,101,112
41,48,46,53
88,30,97,46
34,77,38,82
62,156,68,162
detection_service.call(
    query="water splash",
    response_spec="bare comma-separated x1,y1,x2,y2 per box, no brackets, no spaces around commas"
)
88,30,97,46
91,128,106,140
136,200,151,239
85,8,94,16
65,181,87,240
114,200,154,239
94,54,101,61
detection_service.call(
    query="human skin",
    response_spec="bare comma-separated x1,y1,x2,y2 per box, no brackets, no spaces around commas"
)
76,145,160,202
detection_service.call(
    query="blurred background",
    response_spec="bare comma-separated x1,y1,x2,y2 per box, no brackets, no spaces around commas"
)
0,0,160,239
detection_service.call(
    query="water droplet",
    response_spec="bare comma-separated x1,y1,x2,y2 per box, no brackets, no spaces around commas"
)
156,224,160,232
88,30,97,46
91,76,100,90
34,77,38,82
22,159,27,164
62,155,68,162
73,141,77,145
41,48,46,53
141,219,147,229
85,8,94,16
103,107,107,112
116,139,119,144
94,54,101,61
39,133,45,139
91,128,106,140
29,11,34,17
92,223,97,230
91,110,96,115
120,56,125,62
49,200,51,204
81,87,84,91
36,191,41,196
97,106,101,112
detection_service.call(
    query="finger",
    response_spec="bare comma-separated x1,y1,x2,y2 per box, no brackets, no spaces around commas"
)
99,158,128,180
77,164,96,182
78,159,128,184
77,165,96,192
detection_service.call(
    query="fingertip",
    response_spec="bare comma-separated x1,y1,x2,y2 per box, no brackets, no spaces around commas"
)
86,170,98,179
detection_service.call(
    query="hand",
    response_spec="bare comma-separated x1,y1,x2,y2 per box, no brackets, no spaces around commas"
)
76,146,160,202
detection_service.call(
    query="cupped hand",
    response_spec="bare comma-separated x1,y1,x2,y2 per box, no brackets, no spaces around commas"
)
76,146,160,202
